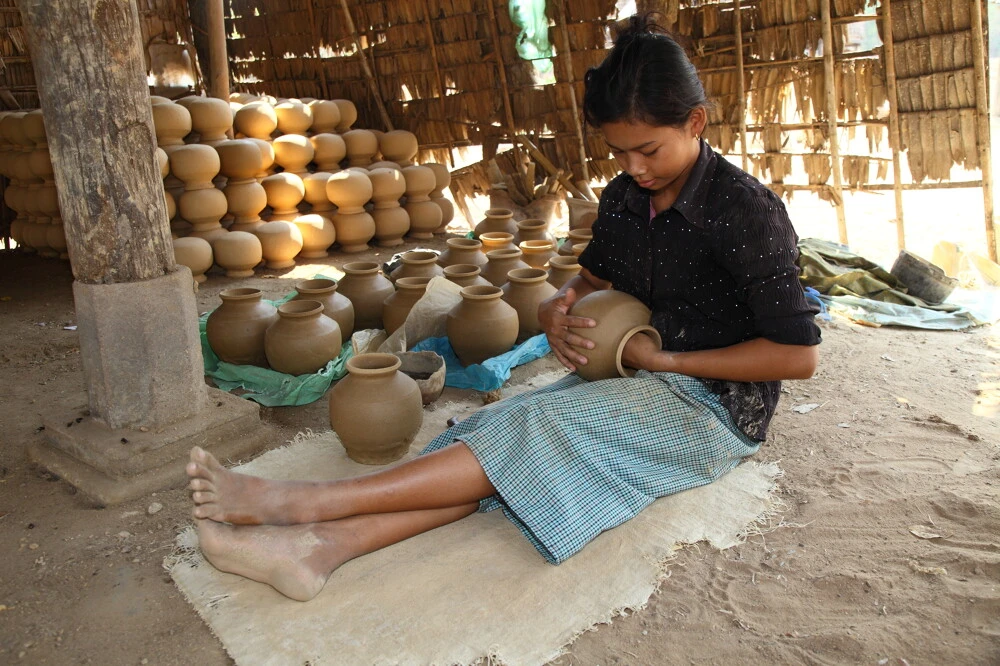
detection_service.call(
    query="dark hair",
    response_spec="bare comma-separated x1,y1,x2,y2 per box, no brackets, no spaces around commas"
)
583,14,708,128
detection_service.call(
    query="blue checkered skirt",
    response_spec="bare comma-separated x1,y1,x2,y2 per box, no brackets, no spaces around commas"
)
421,371,760,564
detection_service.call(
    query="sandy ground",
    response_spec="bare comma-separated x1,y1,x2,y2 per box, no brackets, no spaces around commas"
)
0,197,998,665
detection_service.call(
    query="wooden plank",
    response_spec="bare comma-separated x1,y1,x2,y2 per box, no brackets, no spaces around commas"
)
734,0,749,171
554,0,589,181
821,0,848,245
881,0,907,252
337,0,394,130
969,0,997,261
515,135,592,200
206,0,230,100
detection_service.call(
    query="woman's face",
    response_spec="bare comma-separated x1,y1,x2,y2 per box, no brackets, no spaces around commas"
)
600,113,703,196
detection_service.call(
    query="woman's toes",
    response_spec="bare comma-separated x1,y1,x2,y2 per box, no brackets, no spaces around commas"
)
191,490,215,504
188,477,211,492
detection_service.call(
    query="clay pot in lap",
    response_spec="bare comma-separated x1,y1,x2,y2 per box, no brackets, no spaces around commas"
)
265,300,343,376
567,290,662,382
206,287,278,367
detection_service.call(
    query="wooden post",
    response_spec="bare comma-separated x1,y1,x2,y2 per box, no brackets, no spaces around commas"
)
421,0,456,166
880,0,906,252
206,0,230,100
337,0,394,131
484,0,520,155
734,0,749,172
821,0,848,245
306,0,331,100
555,0,589,181
971,0,997,262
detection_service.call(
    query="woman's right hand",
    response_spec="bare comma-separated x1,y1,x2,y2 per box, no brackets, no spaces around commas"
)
539,287,598,372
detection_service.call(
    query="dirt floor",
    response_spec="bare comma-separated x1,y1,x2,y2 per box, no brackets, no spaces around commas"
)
1,207,999,665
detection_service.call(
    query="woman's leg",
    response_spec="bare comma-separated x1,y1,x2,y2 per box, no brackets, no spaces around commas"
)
196,503,478,601
187,443,494,525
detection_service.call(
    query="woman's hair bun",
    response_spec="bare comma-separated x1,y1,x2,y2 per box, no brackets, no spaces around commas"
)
613,13,668,46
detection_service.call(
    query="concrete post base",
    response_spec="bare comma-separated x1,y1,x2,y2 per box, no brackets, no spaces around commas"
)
29,388,272,506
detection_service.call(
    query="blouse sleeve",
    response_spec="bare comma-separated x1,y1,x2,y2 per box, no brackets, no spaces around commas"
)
712,188,822,347
576,175,627,284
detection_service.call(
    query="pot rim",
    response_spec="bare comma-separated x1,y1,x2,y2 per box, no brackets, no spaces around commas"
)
506,267,548,283
296,278,337,293
519,239,555,252
484,207,513,219
615,326,662,378
346,352,402,375
459,285,504,300
548,256,581,269
445,238,482,250
443,264,481,277
394,276,433,290
402,250,439,263
219,287,263,301
486,248,523,260
342,261,380,274
278,299,324,317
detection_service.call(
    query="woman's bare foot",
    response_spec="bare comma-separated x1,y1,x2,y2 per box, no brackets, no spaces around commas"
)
186,447,321,525
195,519,351,602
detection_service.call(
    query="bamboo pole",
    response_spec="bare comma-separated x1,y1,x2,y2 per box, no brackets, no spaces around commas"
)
734,0,749,171
515,135,593,200
483,0,520,153
821,0,848,245
880,0,906,252
337,0,394,131
420,0,456,167
555,1,590,181
773,181,984,192
970,0,997,262
306,0,330,100
206,0,230,100
698,48,880,75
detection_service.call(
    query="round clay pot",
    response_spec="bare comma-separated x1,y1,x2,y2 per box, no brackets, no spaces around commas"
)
368,167,409,247
337,261,395,330
390,250,444,282
478,231,517,254
332,209,376,253
292,278,355,339
261,172,305,221
437,237,486,268
212,230,263,277
234,101,277,139
394,350,446,405
173,236,214,283
572,242,589,257
216,139,263,181
474,207,517,238
327,352,423,465
156,147,169,179
254,220,303,268
217,139,267,230
246,137,275,180
383,276,431,335
369,160,401,171
274,99,313,135
302,172,335,212
559,228,593,256
567,290,663,381
378,130,418,166
424,162,454,233
443,264,491,288
514,218,556,245
265,300,343,375
308,100,342,134
186,97,233,145
310,133,347,171
342,129,378,167
547,255,582,289
446,285,519,366
151,103,192,147
501,268,557,342
402,165,441,239
272,134,314,176
293,213,336,258
326,169,372,210
519,239,557,269
206,287,279,367
331,99,358,132
481,248,530,287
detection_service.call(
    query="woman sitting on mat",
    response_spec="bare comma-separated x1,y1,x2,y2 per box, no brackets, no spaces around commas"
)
187,15,821,602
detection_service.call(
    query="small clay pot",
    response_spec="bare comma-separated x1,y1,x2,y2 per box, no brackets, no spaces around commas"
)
212,230,263,277
514,218,555,245
383,276,432,335
206,287,279,367
518,239,557,269
437,237,486,268
309,100,342,134
443,264,491,288
265,300,343,375
473,207,517,238
567,290,662,382
501,268,557,342
292,278,355,339
394,350,446,405
478,231,517,254
446,285,519,366
173,236,214,283
337,261,395,330
558,228,593,256
390,250,444,282
328,353,423,465
254,220,304,268
481,248,530,287
547,256,582,290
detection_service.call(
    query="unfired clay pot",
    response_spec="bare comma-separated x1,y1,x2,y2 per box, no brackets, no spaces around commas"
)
326,169,375,252
378,130,418,166
437,237,486,268
368,167,409,247
383,276,432,335
274,99,313,135
572,242,589,257
402,165,441,239
206,287,279,367
473,207,517,238
292,278,355,339
547,255,582,289
234,101,277,139
446,285,519,366
519,240,557,269
337,261,395,330
217,139,267,231
261,172,305,221
567,290,662,381
272,134,314,176
501,267,557,342
265,300,343,375
293,213,336,258
424,162,454,233
308,100,342,134
186,97,233,146
172,236,214,283
212,230,263,277
443,264,491,288
172,144,229,242
559,228,593,256
478,231,517,254
331,99,357,132
342,129,378,167
302,172,335,213
514,218,556,245
328,353,423,465
481,248,530,287
390,250,444,282
254,220,303,268
394,350,446,405
311,133,347,171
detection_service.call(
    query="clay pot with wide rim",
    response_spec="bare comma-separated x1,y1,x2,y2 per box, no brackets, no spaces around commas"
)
383,276,432,335
402,165,441,239
501,267,557,342
378,130,418,166
310,133,347,171
234,101,277,140
443,264,491,288
481,248,530,287
292,278,355,339
186,97,233,146
368,167,409,247
473,207,517,238
446,285,519,366
389,250,444,282
172,236,214,283
559,228,593,256
217,139,267,231
331,99,358,133
302,172,335,213
327,169,375,252
547,255,582,289
337,261,395,330
261,172,305,221
254,220,303,268
567,290,663,382
342,129,378,167
478,231,517,254
293,213,336,258
206,287,279,367
272,134,314,177
437,237,486,268
514,218,556,245
518,239,557,269
265,300,343,375
308,100,342,134
274,99,313,135
212,230,263,277
328,352,423,465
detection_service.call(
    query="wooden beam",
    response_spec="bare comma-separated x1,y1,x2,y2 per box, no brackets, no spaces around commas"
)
970,0,997,262
420,0,456,166
516,135,593,201
337,0,394,130
880,0,906,252
821,0,848,245
697,48,880,75
734,0,749,171
205,0,230,100
554,0,589,181
306,0,331,100
483,0,519,148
